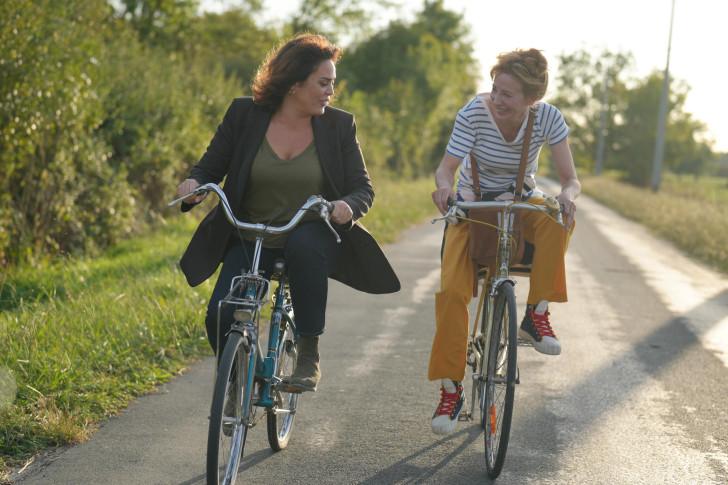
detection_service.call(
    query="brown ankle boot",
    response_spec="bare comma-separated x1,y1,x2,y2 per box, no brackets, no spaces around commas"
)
283,336,320,392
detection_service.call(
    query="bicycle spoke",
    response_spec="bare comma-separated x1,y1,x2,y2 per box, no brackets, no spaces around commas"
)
207,332,255,485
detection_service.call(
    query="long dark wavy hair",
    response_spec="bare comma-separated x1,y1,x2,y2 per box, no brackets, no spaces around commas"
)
252,34,341,110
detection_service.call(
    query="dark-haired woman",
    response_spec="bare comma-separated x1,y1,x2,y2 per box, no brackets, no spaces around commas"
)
176,34,400,393
428,48,580,434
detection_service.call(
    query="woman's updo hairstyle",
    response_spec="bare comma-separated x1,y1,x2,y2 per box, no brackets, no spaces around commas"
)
252,33,341,109
490,48,548,101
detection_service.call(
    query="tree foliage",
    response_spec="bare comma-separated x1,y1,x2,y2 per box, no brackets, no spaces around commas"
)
189,8,279,86
117,0,199,50
337,0,478,175
552,49,716,186
1,0,123,262
611,72,715,183
0,0,239,265
289,0,393,44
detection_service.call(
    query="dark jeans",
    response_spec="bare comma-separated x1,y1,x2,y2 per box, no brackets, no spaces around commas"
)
205,221,341,353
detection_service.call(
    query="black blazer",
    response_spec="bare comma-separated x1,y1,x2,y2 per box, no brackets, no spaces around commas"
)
179,97,400,294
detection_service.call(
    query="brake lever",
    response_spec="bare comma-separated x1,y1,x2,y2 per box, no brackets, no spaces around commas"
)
431,205,461,224
168,188,207,207
319,204,342,244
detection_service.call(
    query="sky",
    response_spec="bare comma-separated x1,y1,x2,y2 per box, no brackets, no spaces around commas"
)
202,0,727,152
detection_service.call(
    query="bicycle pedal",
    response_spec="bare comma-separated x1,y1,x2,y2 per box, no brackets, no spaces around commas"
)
517,337,534,347
458,412,472,422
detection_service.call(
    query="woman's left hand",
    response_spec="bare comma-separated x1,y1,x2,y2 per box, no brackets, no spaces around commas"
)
556,192,576,227
331,200,353,224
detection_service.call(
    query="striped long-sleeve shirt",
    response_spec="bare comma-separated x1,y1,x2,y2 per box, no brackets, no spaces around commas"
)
446,95,569,199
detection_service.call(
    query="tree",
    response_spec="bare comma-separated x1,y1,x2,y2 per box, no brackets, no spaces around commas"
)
116,0,198,50
552,49,716,185
337,0,478,175
0,0,240,265
611,71,714,185
0,0,133,263
189,8,279,86
550,49,632,172
289,0,393,43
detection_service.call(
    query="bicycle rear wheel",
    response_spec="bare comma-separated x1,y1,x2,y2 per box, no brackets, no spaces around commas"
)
266,312,298,450
207,331,256,485
482,281,517,479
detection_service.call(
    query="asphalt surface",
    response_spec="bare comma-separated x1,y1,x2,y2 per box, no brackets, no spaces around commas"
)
14,191,728,484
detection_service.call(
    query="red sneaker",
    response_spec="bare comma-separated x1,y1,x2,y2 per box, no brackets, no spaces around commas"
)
431,380,465,435
519,307,561,355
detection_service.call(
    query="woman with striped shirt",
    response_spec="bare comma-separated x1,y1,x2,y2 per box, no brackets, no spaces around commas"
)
429,49,581,435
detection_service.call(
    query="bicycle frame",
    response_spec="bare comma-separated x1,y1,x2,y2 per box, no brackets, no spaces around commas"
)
213,235,300,422
170,183,338,414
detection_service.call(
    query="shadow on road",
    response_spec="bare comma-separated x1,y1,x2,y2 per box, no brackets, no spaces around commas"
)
511,287,728,473
358,425,488,484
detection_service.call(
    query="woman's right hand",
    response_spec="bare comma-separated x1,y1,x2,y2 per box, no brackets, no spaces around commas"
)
432,153,461,215
177,178,206,205
431,186,453,215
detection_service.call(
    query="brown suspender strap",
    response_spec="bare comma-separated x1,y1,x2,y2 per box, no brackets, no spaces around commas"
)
467,106,537,297
470,106,536,200
470,153,482,199
514,106,537,202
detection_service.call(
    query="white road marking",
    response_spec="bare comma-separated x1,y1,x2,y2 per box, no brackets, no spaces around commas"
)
412,269,440,304
345,267,439,378
345,306,415,378
580,196,728,368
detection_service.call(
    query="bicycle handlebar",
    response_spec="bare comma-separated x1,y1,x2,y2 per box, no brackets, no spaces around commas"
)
168,183,341,243
433,198,564,226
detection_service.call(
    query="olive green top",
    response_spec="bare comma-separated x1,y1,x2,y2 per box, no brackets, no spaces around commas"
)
239,137,324,248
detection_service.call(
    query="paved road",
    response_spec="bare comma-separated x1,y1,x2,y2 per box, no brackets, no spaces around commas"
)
15,192,728,484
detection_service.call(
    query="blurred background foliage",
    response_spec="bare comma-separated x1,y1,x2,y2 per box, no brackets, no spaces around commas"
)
551,49,720,185
0,0,724,267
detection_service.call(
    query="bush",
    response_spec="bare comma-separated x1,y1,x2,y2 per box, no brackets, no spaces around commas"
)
0,1,240,265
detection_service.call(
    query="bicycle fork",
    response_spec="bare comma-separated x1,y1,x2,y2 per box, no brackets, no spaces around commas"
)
461,280,522,422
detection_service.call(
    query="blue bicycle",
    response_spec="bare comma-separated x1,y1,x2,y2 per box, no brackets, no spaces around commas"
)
170,183,340,485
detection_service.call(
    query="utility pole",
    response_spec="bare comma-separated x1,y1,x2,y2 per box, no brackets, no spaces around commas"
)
651,0,676,192
595,63,609,175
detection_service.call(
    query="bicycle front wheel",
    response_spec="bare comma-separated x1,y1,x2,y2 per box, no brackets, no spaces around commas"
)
483,281,517,479
207,331,256,485
266,312,298,450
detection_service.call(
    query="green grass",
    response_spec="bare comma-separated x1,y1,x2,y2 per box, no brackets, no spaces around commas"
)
581,172,728,274
365,176,438,243
0,176,436,479
0,216,214,478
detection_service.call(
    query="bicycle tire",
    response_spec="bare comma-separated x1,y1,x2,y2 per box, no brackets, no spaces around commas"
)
207,331,255,485
483,281,517,479
266,312,298,450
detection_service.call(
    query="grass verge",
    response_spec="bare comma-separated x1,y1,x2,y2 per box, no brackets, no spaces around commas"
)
581,172,728,274
0,176,436,479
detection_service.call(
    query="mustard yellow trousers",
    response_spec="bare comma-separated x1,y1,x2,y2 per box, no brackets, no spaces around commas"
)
428,210,573,381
